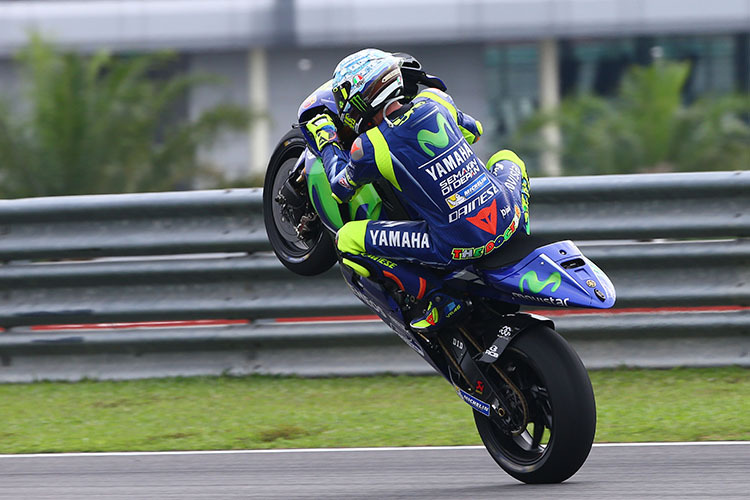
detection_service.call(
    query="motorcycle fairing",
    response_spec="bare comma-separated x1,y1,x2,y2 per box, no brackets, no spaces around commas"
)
304,150,344,230
339,265,438,363
477,240,616,309
304,152,382,232
298,80,338,141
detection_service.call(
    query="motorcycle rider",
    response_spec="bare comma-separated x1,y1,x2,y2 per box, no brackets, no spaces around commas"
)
305,48,530,333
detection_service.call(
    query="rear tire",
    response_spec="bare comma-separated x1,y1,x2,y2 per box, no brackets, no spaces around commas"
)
263,129,337,276
474,325,596,483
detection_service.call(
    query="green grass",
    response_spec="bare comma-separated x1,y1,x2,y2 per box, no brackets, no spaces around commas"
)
0,367,747,454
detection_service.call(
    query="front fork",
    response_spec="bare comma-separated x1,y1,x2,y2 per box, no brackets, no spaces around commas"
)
275,155,319,239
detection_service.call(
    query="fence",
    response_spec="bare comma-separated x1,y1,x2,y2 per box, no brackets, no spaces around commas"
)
0,171,748,380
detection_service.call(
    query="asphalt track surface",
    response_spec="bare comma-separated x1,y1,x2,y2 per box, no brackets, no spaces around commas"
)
1,442,748,499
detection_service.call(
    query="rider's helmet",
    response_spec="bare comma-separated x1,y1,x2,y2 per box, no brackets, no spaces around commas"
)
331,48,403,134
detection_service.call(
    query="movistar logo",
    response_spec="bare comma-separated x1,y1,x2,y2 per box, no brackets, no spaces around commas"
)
418,113,450,157
519,270,562,294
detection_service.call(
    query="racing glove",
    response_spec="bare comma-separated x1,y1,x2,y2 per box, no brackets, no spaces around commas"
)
305,113,339,151
330,168,357,204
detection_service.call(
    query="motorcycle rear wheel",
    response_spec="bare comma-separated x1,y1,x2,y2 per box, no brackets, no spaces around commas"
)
474,325,596,484
263,129,337,276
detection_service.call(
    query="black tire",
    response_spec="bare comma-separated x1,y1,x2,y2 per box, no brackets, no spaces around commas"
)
263,129,337,276
474,325,596,484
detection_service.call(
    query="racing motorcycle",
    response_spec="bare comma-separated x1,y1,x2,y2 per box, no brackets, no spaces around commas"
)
263,54,615,484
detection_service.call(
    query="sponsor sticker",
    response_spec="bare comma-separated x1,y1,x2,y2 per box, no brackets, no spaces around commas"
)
338,171,355,190
466,199,498,234
448,185,499,223
368,229,430,249
418,114,450,157
461,175,488,198
350,138,363,160
503,163,522,192
364,254,397,269
444,176,488,208
445,193,467,209
458,388,490,416
450,205,521,260
422,142,475,182
483,345,499,359
511,292,570,307
519,270,562,294
301,95,317,109
439,160,481,196
381,68,400,83
500,205,511,218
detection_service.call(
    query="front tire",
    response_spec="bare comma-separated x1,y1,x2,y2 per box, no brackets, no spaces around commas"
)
474,325,596,484
263,129,337,276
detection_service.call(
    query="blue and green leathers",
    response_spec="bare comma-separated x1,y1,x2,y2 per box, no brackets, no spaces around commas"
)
418,113,450,156
322,87,530,268
486,149,530,234
305,151,381,231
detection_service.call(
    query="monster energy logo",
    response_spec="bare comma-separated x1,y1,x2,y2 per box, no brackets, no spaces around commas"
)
349,95,368,112
519,270,562,294
418,113,450,157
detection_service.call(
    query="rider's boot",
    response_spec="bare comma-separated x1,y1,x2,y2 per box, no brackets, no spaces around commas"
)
409,292,467,334
339,252,466,332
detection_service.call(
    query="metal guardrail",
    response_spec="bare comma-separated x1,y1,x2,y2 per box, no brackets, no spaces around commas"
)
0,171,748,380
0,189,268,260
1,309,748,382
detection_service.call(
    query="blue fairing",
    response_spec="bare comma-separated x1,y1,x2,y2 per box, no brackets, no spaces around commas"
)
298,80,338,150
476,240,616,309
298,80,338,119
341,267,427,357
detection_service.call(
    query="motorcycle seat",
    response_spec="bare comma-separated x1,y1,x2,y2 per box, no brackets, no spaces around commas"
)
474,232,557,270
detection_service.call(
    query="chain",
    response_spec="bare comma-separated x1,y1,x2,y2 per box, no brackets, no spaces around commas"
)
435,335,474,389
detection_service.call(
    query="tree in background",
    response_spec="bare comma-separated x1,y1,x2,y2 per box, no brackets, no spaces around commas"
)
0,36,250,198
511,61,750,176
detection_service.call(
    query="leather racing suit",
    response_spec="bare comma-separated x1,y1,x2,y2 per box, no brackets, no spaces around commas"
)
318,88,530,301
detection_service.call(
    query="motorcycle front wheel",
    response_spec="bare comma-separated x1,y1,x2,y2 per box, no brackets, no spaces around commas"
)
474,325,596,484
263,128,337,276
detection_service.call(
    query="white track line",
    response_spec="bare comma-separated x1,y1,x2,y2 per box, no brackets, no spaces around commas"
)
0,442,748,459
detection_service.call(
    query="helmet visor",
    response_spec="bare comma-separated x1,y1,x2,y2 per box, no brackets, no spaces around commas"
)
332,81,360,130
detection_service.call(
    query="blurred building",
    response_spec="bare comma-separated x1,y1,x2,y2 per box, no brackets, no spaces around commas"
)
1,0,748,179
